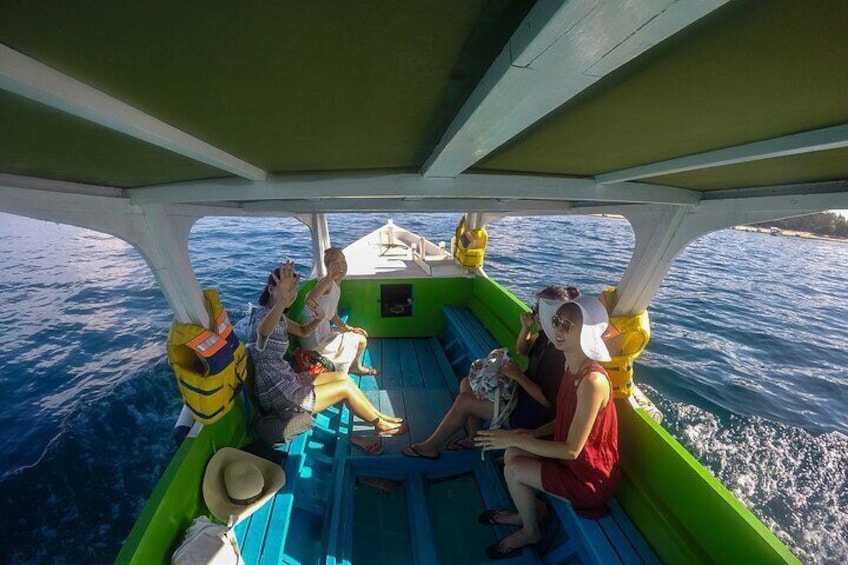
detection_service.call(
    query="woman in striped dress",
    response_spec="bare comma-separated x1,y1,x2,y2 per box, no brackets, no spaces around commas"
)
252,261,407,436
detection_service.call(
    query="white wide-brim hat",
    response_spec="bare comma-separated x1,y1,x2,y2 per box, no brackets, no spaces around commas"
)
202,447,286,525
539,295,612,362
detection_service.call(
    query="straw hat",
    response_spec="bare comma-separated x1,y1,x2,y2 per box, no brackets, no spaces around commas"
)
202,447,286,525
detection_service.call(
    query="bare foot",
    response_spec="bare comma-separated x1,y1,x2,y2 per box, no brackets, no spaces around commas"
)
378,413,404,424
352,365,379,376
373,418,408,437
486,528,541,559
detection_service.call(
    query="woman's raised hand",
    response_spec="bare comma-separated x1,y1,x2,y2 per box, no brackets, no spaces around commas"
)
269,261,300,307
278,260,299,291
520,311,535,330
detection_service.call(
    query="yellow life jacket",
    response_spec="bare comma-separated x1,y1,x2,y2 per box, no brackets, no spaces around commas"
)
454,215,488,269
166,289,248,424
599,287,651,399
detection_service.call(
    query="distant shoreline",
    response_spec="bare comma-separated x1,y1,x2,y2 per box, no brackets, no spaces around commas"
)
593,214,848,243
732,225,848,243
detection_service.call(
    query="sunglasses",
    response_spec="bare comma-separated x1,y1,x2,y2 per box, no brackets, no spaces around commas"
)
551,314,574,333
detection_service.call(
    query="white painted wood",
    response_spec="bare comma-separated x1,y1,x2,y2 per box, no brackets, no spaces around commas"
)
422,0,729,178
596,124,848,184
341,220,464,279
136,204,209,327
311,213,331,279
128,172,701,206
0,44,267,181
0,173,123,198
241,197,574,214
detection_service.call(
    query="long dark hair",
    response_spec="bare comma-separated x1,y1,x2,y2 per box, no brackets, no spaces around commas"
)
258,267,282,308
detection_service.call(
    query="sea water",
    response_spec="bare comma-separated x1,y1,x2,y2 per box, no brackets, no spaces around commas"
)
0,212,846,563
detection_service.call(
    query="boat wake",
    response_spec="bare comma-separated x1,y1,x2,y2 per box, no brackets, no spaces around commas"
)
641,383,848,564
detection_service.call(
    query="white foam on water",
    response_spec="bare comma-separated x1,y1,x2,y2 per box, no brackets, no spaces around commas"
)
643,386,848,564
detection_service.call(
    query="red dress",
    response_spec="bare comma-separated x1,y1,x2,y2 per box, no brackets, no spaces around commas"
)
540,362,620,518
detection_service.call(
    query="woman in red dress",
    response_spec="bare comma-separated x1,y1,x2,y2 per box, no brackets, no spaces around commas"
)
475,294,619,560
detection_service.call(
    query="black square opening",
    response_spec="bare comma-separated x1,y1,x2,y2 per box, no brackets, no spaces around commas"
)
380,284,413,318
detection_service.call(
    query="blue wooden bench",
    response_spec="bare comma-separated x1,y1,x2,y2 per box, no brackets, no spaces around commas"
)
440,305,502,375
544,496,660,565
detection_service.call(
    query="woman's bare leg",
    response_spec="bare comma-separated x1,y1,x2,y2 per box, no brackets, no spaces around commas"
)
311,371,401,422
350,333,377,375
403,392,493,457
312,370,350,386
311,378,405,434
459,377,482,446
494,448,545,552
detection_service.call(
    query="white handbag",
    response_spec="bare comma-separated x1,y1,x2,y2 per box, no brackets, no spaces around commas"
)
171,516,245,565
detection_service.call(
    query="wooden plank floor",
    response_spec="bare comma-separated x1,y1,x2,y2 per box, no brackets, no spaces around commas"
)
237,336,479,564
349,337,462,456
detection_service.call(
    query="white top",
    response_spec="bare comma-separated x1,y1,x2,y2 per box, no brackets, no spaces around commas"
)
299,280,359,371
300,279,341,351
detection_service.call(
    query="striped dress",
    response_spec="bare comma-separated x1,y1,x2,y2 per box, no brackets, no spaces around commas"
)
251,306,316,416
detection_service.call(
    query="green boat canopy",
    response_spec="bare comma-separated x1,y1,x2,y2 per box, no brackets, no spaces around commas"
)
1,0,846,197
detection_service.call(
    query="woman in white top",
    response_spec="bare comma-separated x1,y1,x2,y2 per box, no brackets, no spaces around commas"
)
301,247,378,375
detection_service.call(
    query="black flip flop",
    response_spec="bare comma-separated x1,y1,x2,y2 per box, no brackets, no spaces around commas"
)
477,509,514,525
401,444,441,460
445,437,475,451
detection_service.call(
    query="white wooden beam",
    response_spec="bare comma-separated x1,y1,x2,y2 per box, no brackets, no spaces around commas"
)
240,197,574,215
0,172,123,198
128,172,701,206
422,0,729,178
596,124,848,184
0,44,267,181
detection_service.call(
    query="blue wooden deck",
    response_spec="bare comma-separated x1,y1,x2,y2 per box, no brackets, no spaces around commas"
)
234,308,658,565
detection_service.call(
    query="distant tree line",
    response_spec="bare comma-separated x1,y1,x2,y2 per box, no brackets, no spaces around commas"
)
751,211,848,237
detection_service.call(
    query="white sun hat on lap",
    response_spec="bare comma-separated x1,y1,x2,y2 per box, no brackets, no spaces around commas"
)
538,294,611,362
202,447,286,525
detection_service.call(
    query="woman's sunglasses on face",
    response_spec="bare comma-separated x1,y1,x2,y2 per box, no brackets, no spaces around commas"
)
551,314,574,333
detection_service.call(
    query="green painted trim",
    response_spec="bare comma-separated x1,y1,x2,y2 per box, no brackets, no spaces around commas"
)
116,399,248,565
617,402,800,564
333,277,474,337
